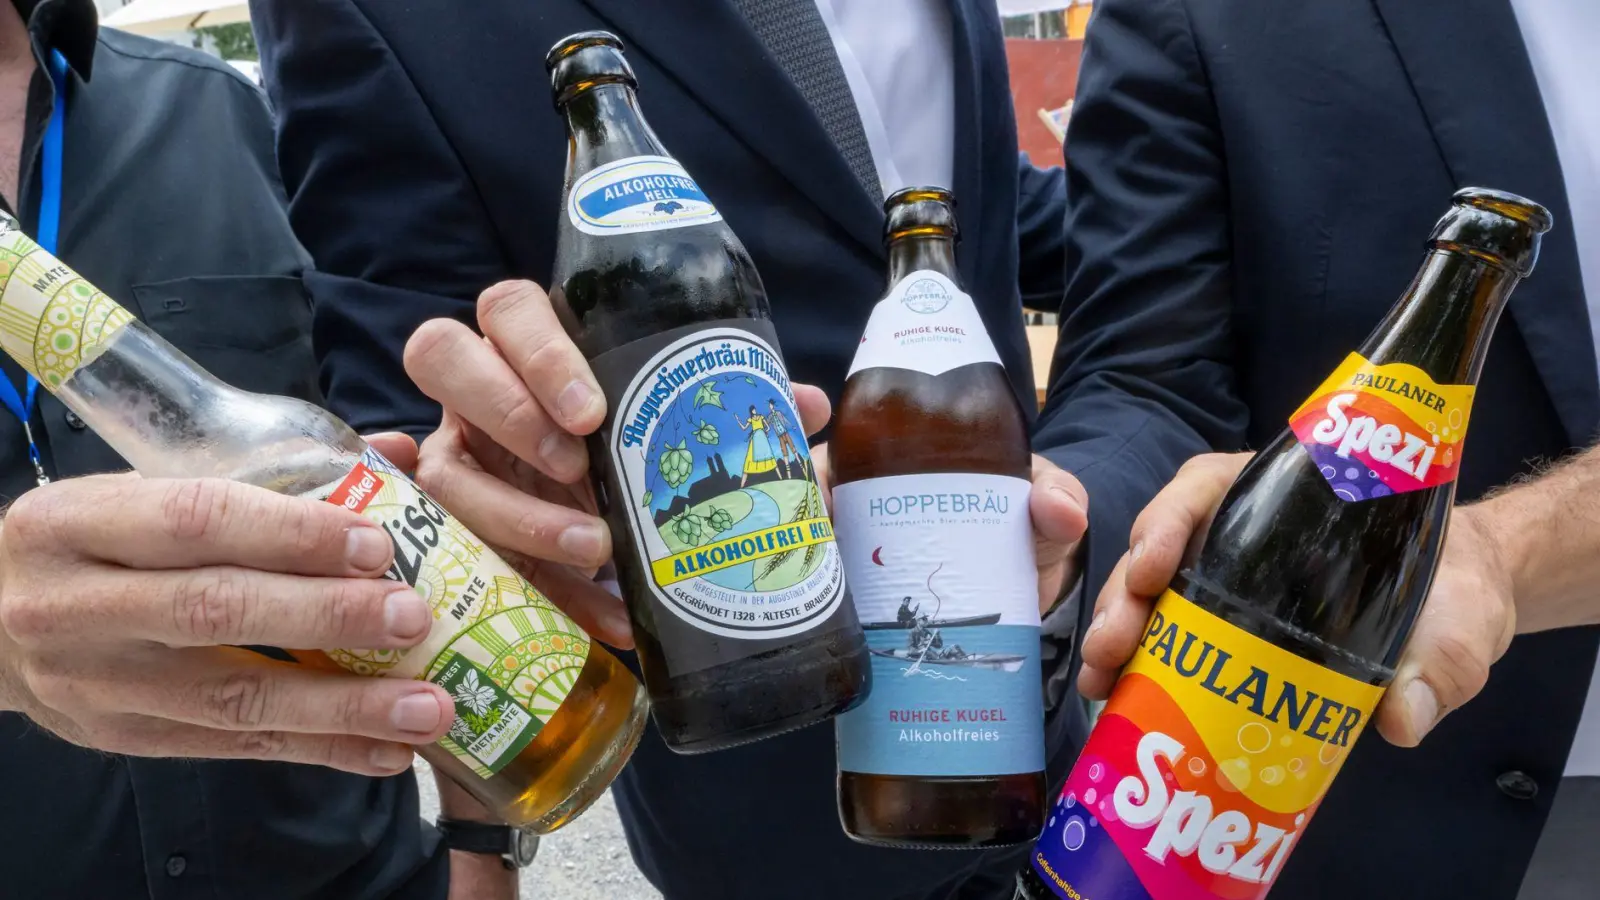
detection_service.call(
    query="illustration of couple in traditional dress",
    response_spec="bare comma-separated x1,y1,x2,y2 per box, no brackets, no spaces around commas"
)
733,399,802,486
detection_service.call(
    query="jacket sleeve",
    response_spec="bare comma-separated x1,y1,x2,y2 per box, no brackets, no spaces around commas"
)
1031,0,1249,705
1015,152,1068,312
252,0,512,440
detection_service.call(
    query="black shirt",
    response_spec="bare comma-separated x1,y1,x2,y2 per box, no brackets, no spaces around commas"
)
0,2,449,897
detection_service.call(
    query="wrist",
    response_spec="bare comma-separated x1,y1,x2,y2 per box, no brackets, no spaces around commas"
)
433,770,501,824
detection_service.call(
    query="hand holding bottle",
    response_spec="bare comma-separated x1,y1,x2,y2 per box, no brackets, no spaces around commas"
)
1078,450,1517,747
0,454,455,775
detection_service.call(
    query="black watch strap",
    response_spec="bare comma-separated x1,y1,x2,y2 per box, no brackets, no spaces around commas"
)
436,819,513,856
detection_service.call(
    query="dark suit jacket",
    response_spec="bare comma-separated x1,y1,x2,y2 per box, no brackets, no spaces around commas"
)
1035,0,1600,896
251,0,1076,897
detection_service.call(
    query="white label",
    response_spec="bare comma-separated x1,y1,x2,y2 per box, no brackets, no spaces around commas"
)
566,154,724,236
846,270,1003,378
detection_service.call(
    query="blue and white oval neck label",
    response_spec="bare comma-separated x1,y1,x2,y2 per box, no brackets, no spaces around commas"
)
567,155,723,236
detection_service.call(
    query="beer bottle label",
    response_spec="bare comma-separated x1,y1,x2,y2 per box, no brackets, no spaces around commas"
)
595,318,847,661
310,449,591,778
1288,352,1474,501
846,270,1002,378
566,154,724,236
832,473,1044,776
0,234,133,388
1030,589,1384,900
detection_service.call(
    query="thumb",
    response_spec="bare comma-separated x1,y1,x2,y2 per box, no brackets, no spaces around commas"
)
365,432,420,476
794,383,832,436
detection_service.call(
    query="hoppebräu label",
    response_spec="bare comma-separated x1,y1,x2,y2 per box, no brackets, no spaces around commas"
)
311,450,592,777
603,323,845,644
846,270,1002,378
1288,353,1473,501
1031,590,1384,900
833,474,1043,777
567,155,723,236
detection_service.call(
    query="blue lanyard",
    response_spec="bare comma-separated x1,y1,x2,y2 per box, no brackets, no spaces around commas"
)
0,50,68,487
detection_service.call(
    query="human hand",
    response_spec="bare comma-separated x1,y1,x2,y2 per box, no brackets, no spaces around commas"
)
810,447,1089,618
403,280,831,648
0,466,454,775
1077,450,1516,747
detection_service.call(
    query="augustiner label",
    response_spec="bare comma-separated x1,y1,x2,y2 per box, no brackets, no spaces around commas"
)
312,450,591,777
566,155,723,236
601,320,846,641
1288,353,1474,501
1031,590,1384,900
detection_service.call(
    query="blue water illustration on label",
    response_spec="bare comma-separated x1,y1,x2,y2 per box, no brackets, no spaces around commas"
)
567,155,723,236
833,473,1044,777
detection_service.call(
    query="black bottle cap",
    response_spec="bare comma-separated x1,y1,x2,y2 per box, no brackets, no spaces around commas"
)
1429,187,1552,277
546,31,636,108
884,186,959,245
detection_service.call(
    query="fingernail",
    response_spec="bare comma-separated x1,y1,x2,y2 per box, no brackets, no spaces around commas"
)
540,432,587,475
346,526,392,572
384,589,433,642
1131,541,1145,562
391,691,447,735
1403,679,1440,740
370,743,414,773
1050,483,1084,510
1087,609,1106,638
557,524,608,565
557,380,598,423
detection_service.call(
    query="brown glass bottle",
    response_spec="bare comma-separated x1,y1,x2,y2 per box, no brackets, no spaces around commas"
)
1019,188,1551,899
545,32,869,754
832,188,1047,848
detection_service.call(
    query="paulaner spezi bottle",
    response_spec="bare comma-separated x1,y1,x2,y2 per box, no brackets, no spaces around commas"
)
0,216,649,834
1017,188,1550,899
546,32,869,753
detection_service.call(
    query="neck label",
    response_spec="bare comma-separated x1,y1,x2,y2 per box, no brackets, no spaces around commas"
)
847,270,1002,378
1288,353,1474,501
567,155,723,236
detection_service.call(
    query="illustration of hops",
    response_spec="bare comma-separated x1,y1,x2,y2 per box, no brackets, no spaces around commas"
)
693,380,724,410
642,491,653,508
671,511,706,545
660,440,693,490
693,420,720,445
453,669,497,717
707,506,734,534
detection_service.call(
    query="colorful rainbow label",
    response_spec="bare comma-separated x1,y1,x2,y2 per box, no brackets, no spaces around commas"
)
1287,353,1473,501
1030,590,1385,899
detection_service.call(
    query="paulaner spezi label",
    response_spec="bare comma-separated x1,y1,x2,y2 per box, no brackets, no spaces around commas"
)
1288,353,1474,501
1030,590,1384,900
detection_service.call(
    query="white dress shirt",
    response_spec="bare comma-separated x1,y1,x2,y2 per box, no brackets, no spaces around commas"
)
813,0,957,196
1510,0,1600,779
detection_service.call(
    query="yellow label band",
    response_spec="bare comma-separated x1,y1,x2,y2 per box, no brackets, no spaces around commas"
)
0,226,133,387
650,516,834,585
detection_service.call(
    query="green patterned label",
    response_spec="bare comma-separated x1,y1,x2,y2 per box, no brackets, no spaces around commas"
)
0,226,133,387
314,449,590,778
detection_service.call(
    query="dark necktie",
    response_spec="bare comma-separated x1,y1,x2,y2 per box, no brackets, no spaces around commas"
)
730,0,885,200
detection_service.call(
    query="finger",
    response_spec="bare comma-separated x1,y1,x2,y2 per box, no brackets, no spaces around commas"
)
405,317,589,484
4,476,395,578
92,714,422,777
1077,552,1155,701
498,548,634,649
365,432,420,475
415,436,611,570
794,383,832,437
1124,453,1249,597
1031,457,1089,551
1374,571,1508,748
477,280,606,436
30,565,434,651
810,442,832,509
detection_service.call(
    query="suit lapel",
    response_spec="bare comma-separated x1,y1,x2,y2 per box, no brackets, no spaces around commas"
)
1373,0,1599,444
577,0,884,257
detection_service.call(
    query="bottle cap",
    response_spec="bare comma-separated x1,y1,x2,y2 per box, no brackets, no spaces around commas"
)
1430,187,1552,277
883,186,959,245
546,31,636,108
0,217,131,388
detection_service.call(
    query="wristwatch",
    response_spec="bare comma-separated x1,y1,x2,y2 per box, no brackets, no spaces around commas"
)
436,819,540,870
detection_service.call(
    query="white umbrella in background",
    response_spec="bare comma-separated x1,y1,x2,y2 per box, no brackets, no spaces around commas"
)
102,0,249,36
996,0,1071,13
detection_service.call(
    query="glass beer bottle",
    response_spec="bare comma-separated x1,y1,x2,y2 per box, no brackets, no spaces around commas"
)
0,217,648,834
1019,187,1551,898
545,32,869,753
831,187,1047,847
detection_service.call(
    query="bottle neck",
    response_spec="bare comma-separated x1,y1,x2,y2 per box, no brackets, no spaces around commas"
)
887,235,960,287
562,83,666,166
1362,249,1521,386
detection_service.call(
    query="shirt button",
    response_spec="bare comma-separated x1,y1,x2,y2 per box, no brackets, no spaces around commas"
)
64,411,85,430
1496,770,1539,801
165,855,187,877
